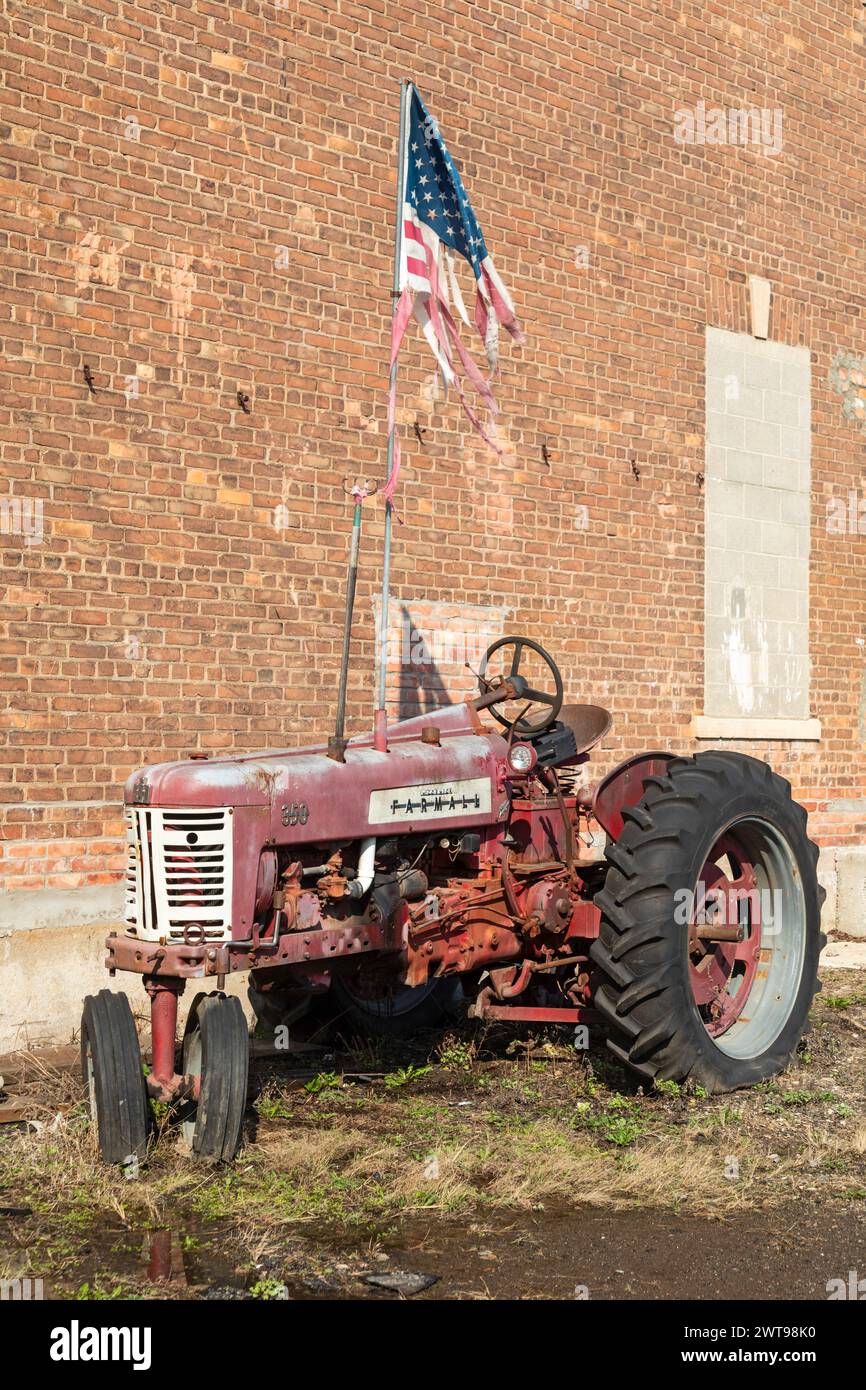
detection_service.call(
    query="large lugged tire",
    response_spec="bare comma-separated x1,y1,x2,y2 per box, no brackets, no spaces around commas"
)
591,751,825,1093
81,990,150,1165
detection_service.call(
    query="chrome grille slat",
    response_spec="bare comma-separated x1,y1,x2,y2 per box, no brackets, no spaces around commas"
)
124,806,233,941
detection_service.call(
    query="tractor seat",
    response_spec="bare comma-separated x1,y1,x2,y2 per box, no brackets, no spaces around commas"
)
556,703,612,754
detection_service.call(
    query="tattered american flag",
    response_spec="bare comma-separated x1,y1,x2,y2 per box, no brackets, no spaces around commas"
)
383,86,523,504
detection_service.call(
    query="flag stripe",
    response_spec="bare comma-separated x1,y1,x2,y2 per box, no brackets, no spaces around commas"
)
386,86,521,504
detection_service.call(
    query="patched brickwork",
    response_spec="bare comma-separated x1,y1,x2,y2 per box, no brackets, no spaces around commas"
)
2,1,866,898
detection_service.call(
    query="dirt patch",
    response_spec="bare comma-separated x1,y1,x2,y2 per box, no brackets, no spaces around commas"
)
0,968,864,1300
287,1201,866,1300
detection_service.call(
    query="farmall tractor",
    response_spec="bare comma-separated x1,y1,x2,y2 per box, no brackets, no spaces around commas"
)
82,637,824,1164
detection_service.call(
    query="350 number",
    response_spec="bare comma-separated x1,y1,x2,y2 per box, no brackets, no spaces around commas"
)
281,801,309,827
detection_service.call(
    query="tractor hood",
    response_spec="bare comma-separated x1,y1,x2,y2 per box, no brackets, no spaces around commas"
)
124,703,509,842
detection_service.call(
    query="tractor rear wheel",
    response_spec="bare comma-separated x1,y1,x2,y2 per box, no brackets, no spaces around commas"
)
81,990,150,1166
180,993,249,1161
591,751,825,1093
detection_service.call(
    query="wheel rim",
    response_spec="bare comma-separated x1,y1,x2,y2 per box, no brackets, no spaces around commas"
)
688,818,807,1060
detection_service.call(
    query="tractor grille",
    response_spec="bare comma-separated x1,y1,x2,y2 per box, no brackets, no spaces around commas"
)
124,807,233,942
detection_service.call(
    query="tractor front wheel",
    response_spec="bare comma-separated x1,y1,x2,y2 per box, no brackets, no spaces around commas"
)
591,751,825,1093
180,993,249,1161
81,990,150,1166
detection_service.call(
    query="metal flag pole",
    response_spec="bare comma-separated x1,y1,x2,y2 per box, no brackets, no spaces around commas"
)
373,76,412,753
329,477,376,762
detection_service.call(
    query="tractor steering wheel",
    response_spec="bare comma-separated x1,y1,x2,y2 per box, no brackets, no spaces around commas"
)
476,636,564,737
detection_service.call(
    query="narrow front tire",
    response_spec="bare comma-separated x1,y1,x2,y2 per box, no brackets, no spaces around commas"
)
81,990,150,1166
180,993,249,1161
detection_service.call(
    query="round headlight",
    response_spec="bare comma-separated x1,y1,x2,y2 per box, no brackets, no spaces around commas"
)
508,743,536,774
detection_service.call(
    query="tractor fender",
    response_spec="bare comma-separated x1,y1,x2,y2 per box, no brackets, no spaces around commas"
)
592,751,675,841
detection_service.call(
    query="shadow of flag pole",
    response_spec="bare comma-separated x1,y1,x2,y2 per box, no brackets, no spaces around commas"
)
373,77,413,753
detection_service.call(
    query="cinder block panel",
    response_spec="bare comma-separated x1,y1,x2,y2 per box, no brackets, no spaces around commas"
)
704,329,811,721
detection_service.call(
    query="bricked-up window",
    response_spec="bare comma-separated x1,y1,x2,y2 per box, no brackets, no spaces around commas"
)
374,598,511,724
702,329,815,734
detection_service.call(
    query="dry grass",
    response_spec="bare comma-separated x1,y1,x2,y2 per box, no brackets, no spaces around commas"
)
224,1112,791,1222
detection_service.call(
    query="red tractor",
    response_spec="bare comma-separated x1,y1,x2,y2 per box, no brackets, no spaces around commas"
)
82,636,824,1164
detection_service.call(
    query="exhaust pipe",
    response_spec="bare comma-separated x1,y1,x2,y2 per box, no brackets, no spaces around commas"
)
347,837,376,899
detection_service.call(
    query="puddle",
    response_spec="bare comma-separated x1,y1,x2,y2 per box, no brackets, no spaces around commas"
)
0,1219,248,1300
256,1200,866,1301
137,1226,245,1292
4,1198,865,1300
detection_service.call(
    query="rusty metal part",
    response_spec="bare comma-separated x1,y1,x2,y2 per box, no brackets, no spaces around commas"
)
522,877,574,935
318,873,348,899
509,859,566,876
471,675,521,712
414,927,521,986
469,999,596,1025
693,923,744,943
106,933,210,980
489,962,533,999
143,977,199,1104
540,767,576,875
410,883,509,934
592,751,675,840
396,867,429,900
689,836,763,1036
106,910,406,980
529,952,589,973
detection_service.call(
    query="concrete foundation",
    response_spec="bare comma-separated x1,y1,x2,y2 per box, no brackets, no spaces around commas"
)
0,916,255,1054
834,847,866,941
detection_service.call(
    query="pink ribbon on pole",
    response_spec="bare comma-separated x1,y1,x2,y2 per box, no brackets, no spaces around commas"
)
381,287,414,507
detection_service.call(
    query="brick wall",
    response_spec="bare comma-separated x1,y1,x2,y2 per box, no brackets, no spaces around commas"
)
2,0,866,903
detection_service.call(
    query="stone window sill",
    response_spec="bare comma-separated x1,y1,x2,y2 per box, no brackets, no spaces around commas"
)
691,716,821,741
